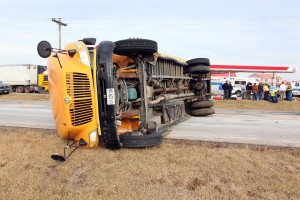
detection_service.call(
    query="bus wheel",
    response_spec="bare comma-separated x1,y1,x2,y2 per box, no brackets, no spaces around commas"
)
187,58,210,66
114,38,158,56
187,65,210,74
119,132,162,148
191,100,214,108
191,108,215,116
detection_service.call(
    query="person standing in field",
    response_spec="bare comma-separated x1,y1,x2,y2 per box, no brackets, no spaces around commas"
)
258,82,264,100
222,81,229,100
252,83,259,101
241,83,246,99
246,82,252,100
228,82,233,99
286,82,293,101
279,82,286,101
263,83,270,100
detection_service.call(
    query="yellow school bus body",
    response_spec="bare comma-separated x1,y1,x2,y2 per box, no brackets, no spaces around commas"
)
47,41,99,148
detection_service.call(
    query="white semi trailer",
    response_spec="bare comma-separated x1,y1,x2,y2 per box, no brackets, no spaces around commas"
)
0,64,48,93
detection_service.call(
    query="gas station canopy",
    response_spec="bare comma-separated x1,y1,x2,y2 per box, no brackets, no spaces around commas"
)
211,65,297,73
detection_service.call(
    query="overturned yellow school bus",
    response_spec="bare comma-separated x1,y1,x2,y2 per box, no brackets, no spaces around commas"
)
38,38,214,153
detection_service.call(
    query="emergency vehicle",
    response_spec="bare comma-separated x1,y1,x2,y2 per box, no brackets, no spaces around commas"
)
291,80,300,96
211,77,258,97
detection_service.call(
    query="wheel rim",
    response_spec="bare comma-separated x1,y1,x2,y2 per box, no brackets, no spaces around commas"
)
25,87,31,93
17,87,24,93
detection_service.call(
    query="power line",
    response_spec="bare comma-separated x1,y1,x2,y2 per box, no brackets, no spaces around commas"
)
51,18,67,49
0,18,49,26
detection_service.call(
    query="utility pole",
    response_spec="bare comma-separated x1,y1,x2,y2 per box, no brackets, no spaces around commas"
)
51,18,67,49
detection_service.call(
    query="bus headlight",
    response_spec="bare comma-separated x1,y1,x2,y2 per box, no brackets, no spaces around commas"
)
76,44,90,67
89,129,98,146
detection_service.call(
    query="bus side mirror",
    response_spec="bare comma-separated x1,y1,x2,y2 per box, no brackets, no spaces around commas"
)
37,41,52,58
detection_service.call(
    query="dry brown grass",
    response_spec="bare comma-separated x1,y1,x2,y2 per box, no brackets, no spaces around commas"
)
214,99,300,111
0,126,299,200
0,93,50,101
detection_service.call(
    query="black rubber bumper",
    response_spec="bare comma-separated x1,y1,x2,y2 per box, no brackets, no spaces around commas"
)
96,41,122,150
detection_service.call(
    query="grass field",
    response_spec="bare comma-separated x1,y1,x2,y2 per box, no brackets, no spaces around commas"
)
213,99,300,111
1,93,300,199
0,127,299,200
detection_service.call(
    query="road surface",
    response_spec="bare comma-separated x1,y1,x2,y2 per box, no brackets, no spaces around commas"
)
0,100,299,147
0,100,54,129
168,109,300,147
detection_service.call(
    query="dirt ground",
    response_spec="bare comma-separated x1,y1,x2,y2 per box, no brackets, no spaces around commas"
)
213,99,300,111
0,93,50,101
0,126,299,200
1,94,300,199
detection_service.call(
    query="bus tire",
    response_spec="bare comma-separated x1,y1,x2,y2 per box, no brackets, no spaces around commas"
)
187,65,210,74
114,38,158,56
187,58,210,66
119,132,162,148
191,108,215,116
191,100,214,108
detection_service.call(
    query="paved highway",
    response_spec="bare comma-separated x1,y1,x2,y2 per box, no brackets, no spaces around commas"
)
0,100,299,147
168,109,300,147
0,100,55,129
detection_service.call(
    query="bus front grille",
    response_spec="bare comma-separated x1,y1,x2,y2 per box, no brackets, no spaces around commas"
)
66,72,93,126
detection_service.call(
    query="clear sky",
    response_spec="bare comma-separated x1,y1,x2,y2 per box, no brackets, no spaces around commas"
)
0,0,299,80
